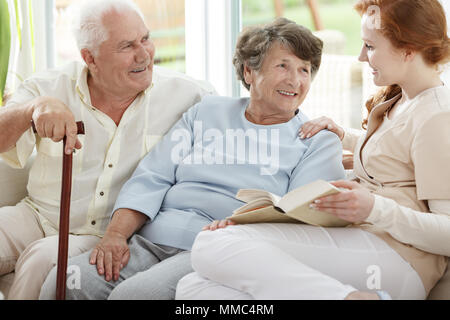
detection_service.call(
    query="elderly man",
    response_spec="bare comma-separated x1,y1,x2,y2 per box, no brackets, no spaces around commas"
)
0,0,214,300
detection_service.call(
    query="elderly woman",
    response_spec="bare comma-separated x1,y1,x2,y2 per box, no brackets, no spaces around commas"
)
176,0,450,300
40,18,345,300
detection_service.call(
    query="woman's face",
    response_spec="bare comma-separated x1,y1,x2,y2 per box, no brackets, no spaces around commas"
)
358,14,408,86
245,42,312,115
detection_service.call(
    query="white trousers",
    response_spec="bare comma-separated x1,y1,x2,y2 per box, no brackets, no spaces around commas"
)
176,224,426,300
0,202,99,299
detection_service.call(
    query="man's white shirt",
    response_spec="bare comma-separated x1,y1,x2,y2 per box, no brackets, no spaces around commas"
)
0,61,215,236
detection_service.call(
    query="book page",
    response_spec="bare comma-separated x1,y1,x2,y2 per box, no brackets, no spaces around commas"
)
235,189,282,206
228,206,299,224
278,180,340,213
233,198,275,215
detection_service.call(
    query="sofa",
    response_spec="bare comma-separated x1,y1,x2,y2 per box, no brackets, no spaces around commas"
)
0,156,448,300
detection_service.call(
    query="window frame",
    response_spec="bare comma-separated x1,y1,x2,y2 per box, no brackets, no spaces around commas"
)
185,0,241,97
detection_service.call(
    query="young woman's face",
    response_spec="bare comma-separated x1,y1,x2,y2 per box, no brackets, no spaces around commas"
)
358,14,408,87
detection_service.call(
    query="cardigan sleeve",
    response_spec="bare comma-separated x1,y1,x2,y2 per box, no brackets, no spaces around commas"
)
341,127,364,152
112,104,198,220
411,112,450,200
366,196,450,256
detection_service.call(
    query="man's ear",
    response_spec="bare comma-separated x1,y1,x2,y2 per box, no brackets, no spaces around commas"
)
81,48,96,71
243,64,253,87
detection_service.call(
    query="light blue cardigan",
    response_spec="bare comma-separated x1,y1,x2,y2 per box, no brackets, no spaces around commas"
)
113,95,346,250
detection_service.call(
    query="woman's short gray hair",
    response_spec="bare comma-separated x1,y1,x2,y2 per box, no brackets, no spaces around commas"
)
72,0,145,56
233,18,323,91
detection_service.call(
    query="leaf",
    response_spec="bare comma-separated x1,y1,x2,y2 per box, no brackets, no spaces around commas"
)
0,0,11,106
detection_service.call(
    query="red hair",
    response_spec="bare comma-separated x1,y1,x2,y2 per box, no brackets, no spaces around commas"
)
354,0,450,128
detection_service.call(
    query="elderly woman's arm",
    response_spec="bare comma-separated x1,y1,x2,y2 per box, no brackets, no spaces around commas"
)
288,129,346,191
89,104,199,281
112,105,198,220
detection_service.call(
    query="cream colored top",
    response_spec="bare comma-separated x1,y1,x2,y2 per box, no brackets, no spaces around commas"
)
0,62,215,237
342,85,450,294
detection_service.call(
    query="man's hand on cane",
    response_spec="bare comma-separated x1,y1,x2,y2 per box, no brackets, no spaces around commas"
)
30,96,82,154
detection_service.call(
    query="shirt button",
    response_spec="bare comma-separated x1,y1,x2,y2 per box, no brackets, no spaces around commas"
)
100,191,104,196
108,164,113,168
91,220,96,225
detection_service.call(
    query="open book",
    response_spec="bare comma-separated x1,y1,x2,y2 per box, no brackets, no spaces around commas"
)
227,180,351,227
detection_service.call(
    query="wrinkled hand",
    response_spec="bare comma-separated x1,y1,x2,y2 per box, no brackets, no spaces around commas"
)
89,231,130,282
30,96,82,154
310,180,375,223
299,116,344,140
202,219,236,231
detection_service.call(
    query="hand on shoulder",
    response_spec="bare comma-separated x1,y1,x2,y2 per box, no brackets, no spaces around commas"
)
298,116,344,141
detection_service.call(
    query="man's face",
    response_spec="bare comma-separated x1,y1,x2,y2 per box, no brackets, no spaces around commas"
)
91,10,155,97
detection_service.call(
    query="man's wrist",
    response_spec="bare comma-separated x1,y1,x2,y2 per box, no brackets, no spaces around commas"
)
25,98,40,125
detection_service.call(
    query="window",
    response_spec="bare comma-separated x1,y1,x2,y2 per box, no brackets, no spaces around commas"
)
242,0,361,56
241,0,368,129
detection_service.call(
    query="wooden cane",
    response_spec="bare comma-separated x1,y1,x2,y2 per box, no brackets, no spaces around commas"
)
31,120,85,300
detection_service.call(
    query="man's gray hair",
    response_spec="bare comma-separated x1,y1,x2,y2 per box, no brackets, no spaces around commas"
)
72,0,145,56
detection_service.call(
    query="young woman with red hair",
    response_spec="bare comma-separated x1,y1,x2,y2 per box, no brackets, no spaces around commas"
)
176,0,450,300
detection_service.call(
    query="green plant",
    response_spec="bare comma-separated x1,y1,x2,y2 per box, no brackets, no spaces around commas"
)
0,0,11,106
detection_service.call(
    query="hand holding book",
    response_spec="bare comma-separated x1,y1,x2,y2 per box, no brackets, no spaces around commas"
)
227,180,355,227
308,180,375,224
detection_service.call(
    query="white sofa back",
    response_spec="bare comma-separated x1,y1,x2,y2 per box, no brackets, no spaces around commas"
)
0,156,32,207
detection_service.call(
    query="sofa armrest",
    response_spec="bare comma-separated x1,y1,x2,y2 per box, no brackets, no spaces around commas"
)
0,155,33,207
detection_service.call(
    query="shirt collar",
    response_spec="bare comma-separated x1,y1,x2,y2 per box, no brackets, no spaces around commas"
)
75,65,91,105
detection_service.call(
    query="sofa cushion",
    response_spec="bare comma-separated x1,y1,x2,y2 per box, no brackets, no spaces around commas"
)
0,156,32,207
0,273,14,299
428,258,450,300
